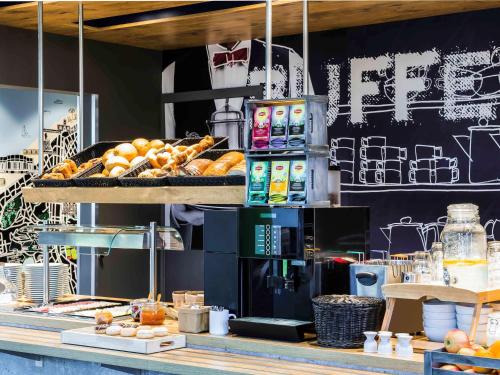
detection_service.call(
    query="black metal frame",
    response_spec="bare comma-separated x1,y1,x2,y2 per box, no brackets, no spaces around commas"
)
161,85,264,104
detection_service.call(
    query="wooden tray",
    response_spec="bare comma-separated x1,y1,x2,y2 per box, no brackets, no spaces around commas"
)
61,326,186,354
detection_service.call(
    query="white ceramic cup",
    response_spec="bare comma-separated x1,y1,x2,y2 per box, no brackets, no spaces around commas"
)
209,309,236,336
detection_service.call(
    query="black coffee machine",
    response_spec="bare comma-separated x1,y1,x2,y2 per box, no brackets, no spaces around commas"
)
204,206,369,341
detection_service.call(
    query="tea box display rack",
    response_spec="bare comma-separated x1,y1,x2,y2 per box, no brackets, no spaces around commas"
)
243,96,330,207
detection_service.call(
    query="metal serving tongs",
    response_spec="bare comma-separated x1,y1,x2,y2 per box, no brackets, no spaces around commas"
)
206,98,245,148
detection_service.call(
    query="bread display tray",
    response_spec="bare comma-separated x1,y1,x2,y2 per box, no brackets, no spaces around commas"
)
73,138,179,188
61,326,186,354
120,148,244,187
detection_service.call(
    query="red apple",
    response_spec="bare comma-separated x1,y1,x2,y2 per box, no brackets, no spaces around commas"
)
440,364,460,371
445,329,471,353
457,347,477,370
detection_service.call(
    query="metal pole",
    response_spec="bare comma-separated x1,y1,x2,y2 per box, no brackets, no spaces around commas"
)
43,245,50,305
149,222,157,301
265,0,272,99
37,1,44,175
78,2,84,152
303,0,309,97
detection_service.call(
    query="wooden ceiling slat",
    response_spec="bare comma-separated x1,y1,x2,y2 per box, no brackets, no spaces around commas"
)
0,0,499,50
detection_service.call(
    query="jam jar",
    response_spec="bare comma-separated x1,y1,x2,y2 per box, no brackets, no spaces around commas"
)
140,302,166,325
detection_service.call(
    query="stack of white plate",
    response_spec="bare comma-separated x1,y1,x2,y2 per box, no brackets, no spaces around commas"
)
2,263,22,296
456,304,492,345
423,299,457,342
23,263,69,303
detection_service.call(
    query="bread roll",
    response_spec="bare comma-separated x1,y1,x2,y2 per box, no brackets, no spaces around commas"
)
151,169,168,178
52,163,73,179
130,156,146,167
227,159,246,176
41,173,64,180
109,166,126,178
102,149,117,165
138,170,155,178
89,173,106,178
64,159,77,173
136,329,154,339
156,152,171,167
147,152,161,169
148,139,165,150
77,161,92,173
120,327,137,337
115,143,138,162
203,152,244,176
102,169,109,177
132,138,150,156
106,325,121,336
105,155,130,171
95,310,113,325
184,159,213,176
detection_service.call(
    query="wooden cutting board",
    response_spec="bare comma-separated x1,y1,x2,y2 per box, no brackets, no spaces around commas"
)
61,326,186,354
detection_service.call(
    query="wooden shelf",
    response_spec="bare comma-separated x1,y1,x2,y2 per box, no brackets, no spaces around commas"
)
22,186,245,205
382,283,500,304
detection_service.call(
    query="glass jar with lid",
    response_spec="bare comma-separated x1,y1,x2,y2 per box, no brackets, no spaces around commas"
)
441,203,487,291
488,241,500,289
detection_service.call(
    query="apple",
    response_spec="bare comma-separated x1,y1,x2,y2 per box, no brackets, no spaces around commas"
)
457,347,477,370
464,370,476,373
445,329,471,353
440,364,460,371
472,344,484,351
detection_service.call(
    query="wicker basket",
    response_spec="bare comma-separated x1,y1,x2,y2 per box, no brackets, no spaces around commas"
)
312,295,384,348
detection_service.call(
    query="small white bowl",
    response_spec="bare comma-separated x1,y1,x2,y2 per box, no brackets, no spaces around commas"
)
423,300,456,314
455,304,492,316
424,325,453,342
456,314,489,326
423,312,456,321
423,319,457,329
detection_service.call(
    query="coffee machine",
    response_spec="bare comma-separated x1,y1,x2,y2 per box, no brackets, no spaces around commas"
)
204,206,369,341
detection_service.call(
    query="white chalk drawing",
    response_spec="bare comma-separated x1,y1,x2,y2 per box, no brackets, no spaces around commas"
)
453,119,500,184
485,218,500,240
0,112,78,293
359,137,407,185
330,137,355,184
380,216,439,253
327,48,500,125
409,144,459,184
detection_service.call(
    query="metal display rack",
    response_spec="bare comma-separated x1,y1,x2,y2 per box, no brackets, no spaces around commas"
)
29,223,184,305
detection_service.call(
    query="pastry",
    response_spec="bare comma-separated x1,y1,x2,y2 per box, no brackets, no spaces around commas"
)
76,161,92,173
115,143,138,162
175,145,188,152
138,326,151,330
95,324,110,334
227,159,246,176
41,172,64,180
184,159,213,176
95,309,113,324
102,169,110,177
132,138,150,156
119,322,140,329
138,170,155,178
89,173,106,178
130,156,146,167
136,329,154,339
63,159,77,173
156,152,171,167
152,326,168,337
203,152,244,176
102,149,117,165
109,166,126,178
105,325,122,336
147,152,161,169
105,155,130,171
148,139,165,150
52,163,73,179
120,327,137,337
88,158,102,165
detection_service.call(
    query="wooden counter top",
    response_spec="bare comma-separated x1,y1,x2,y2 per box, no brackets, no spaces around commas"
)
0,326,388,375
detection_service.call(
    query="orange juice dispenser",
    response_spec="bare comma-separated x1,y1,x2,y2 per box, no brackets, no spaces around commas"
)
441,204,488,291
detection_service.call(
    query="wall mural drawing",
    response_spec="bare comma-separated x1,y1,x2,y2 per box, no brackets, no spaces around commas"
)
0,88,78,292
162,9,500,253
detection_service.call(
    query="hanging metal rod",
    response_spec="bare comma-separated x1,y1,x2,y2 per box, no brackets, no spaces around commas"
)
37,1,44,176
78,2,84,152
265,0,272,100
303,0,309,96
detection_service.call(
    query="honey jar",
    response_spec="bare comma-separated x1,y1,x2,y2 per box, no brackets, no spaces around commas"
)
140,302,166,325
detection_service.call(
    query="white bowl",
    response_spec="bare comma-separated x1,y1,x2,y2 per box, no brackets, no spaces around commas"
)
423,300,456,314
423,311,456,320
455,304,492,316
424,325,454,342
456,314,489,326
458,323,487,333
423,319,457,329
